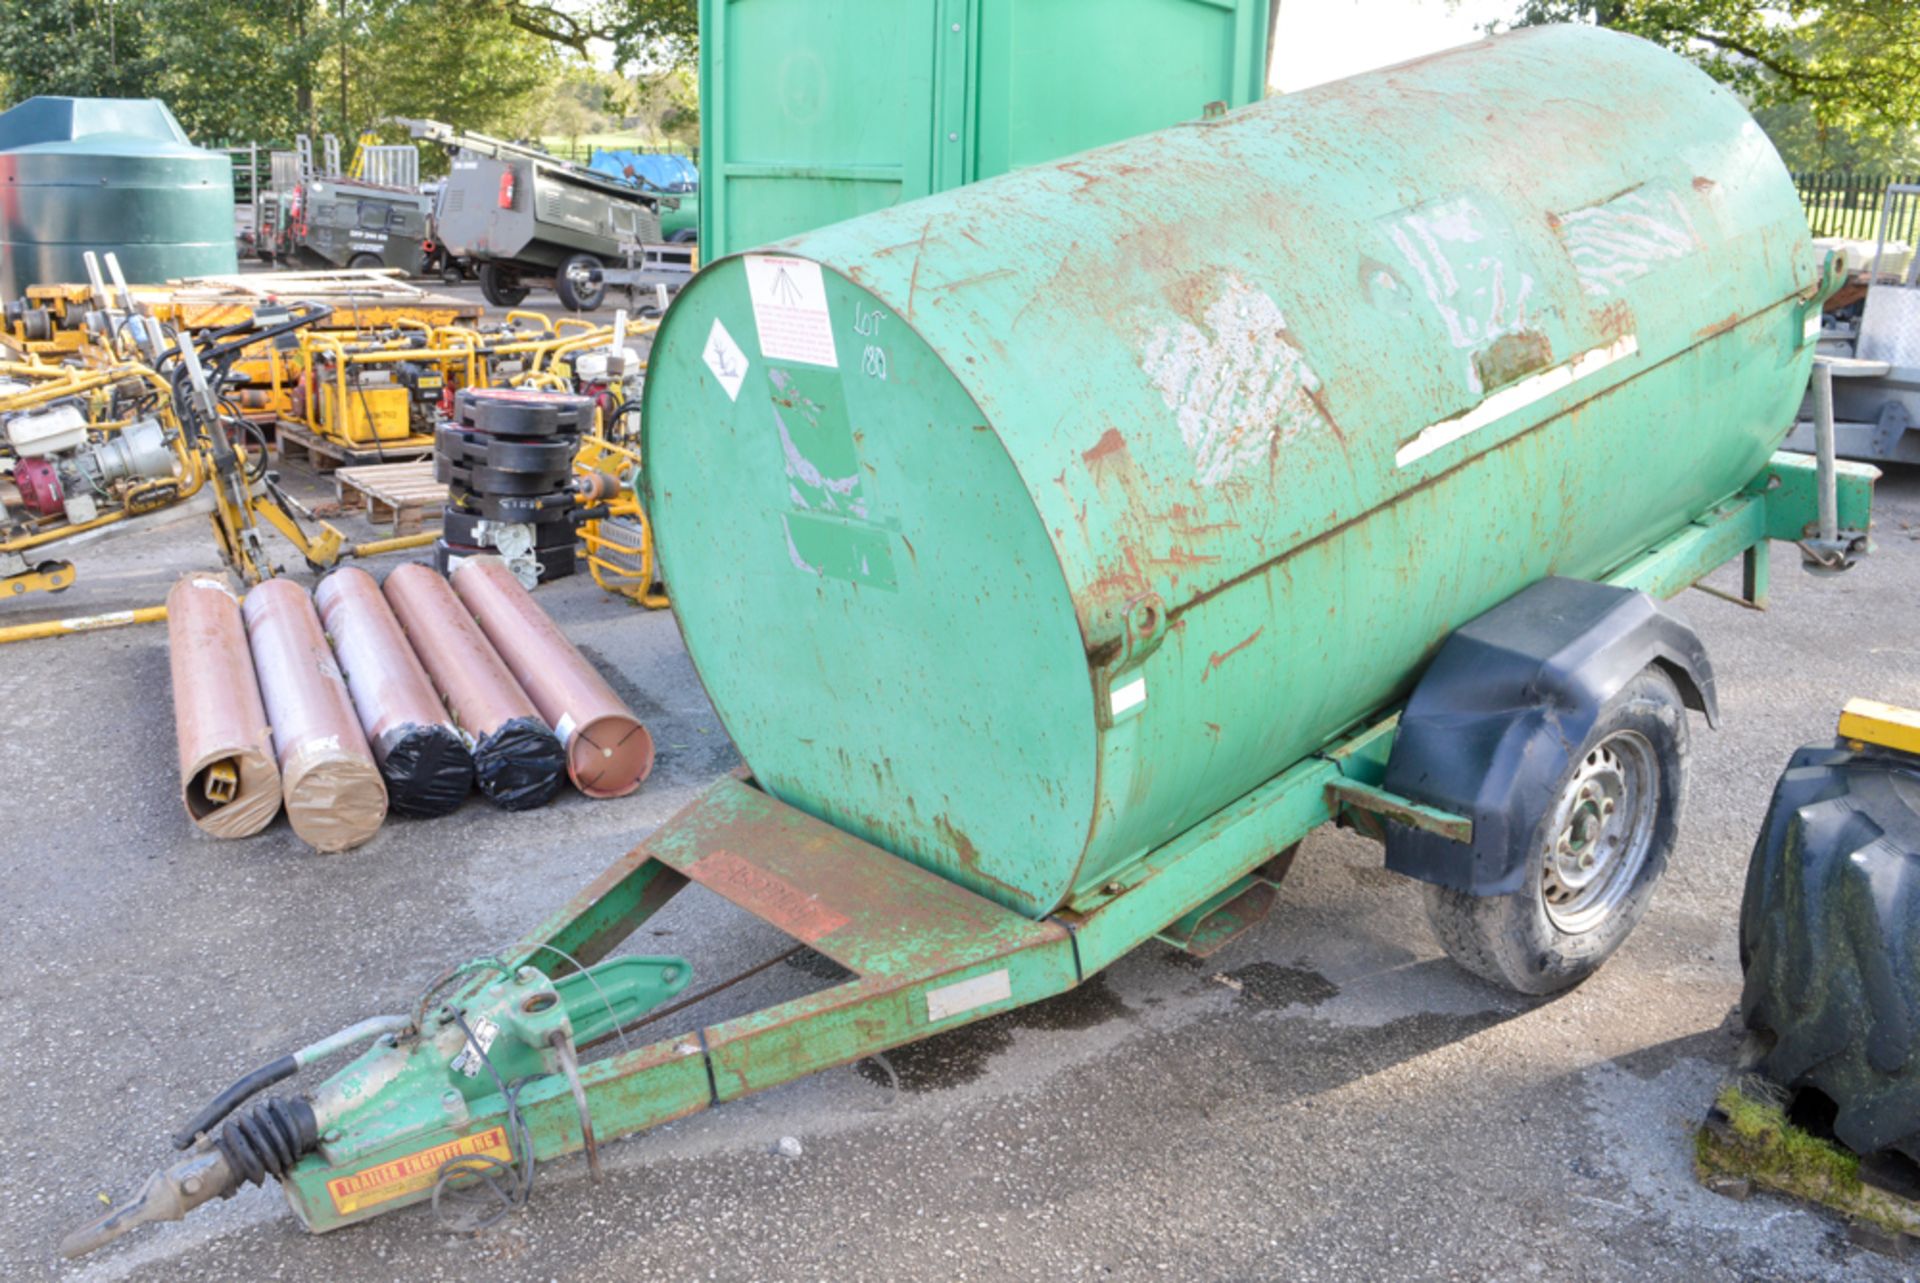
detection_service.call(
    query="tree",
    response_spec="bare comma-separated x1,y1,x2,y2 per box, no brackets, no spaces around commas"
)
1502,3,1920,149
485,0,697,69
0,0,562,146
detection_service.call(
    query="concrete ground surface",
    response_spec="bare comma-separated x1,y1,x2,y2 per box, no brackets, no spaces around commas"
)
1,414,1916,1281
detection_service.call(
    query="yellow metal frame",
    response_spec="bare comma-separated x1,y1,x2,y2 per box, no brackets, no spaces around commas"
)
1838,698,1920,757
574,431,668,609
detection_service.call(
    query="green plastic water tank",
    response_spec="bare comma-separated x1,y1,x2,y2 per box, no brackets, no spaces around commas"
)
0,97,236,298
698,0,1271,256
644,26,1818,918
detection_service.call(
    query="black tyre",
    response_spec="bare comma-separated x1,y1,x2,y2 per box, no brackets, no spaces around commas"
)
347,252,385,271
1740,737,1920,1161
479,262,530,308
555,253,607,312
1424,667,1688,995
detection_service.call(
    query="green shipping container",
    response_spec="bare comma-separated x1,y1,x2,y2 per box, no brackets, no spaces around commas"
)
698,0,1271,256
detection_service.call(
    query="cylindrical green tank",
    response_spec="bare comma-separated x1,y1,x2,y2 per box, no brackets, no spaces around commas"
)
642,25,1818,919
0,97,235,298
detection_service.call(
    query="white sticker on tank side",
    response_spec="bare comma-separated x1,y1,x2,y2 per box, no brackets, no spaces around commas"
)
1395,333,1640,468
702,318,749,401
1137,275,1326,487
744,255,838,368
1110,675,1148,719
926,969,1012,1023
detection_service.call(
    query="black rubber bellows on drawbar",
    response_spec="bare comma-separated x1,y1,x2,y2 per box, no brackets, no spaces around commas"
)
433,389,590,581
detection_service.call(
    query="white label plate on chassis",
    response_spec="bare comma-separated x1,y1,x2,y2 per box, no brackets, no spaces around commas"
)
925,968,1012,1023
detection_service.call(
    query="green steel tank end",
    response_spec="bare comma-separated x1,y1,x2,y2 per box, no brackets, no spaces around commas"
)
60,954,690,1260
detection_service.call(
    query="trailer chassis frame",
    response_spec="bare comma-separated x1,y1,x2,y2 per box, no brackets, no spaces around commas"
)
65,451,1876,1250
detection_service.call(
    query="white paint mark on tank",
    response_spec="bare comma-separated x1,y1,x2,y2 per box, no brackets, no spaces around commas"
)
1385,194,1538,393
1557,187,1701,296
1137,275,1325,488
1396,332,1640,467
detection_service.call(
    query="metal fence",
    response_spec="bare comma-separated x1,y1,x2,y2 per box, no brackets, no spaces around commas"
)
1796,172,1920,241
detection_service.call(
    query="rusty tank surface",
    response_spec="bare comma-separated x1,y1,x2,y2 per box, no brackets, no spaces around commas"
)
640,25,1824,918
242,578,388,852
166,574,280,838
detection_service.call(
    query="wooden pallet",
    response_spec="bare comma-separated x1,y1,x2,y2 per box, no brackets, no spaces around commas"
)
334,461,447,535
276,420,436,473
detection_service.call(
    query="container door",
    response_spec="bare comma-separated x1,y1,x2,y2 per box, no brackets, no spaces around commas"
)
699,0,941,257
970,0,1268,180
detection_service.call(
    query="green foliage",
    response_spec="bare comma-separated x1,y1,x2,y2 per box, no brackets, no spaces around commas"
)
1753,99,1920,175
487,1,697,71
1502,2,1920,154
0,0,603,148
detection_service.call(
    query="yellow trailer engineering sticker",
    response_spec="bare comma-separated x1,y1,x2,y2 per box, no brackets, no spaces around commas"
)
325,1127,511,1215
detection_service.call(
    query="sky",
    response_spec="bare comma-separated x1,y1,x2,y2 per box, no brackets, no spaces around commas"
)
1269,0,1527,92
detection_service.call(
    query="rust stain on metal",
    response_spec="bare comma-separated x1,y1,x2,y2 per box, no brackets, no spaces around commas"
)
905,217,934,319
1695,313,1741,340
1692,176,1717,193
1201,626,1264,682
690,848,851,944
933,813,1025,904
1082,428,1128,467
1594,300,1636,341
1472,328,1554,392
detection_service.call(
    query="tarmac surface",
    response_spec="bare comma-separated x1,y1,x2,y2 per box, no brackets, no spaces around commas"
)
2,315,1917,1282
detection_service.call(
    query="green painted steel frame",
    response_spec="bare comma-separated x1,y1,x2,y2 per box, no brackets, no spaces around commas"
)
278,451,1874,1233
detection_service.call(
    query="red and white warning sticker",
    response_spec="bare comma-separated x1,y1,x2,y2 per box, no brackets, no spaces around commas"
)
744,255,838,368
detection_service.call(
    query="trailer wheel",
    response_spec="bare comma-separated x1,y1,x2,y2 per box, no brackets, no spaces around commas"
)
348,253,384,272
479,263,530,308
1423,667,1688,995
556,253,607,312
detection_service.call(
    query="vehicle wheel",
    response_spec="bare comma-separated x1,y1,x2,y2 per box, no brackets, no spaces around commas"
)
669,228,699,244
479,262,530,308
1740,737,1920,1161
1423,667,1687,995
555,253,607,312
441,261,465,285
347,252,385,271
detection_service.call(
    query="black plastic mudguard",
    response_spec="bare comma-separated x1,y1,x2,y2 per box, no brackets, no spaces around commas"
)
1380,576,1717,896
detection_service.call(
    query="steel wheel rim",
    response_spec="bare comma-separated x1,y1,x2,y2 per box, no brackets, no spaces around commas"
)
1539,729,1658,934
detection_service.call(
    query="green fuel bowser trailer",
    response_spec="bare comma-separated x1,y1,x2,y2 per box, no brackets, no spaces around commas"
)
64,25,1878,1258
697,0,1273,257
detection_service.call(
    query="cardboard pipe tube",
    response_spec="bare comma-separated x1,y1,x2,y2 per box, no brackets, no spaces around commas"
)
315,567,475,817
242,578,388,851
382,562,565,810
167,574,280,838
451,555,654,798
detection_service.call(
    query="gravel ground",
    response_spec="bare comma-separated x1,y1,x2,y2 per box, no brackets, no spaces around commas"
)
1,423,1915,1282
